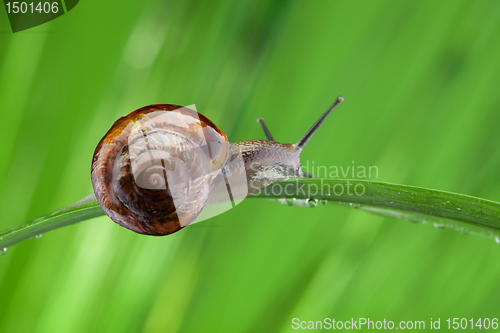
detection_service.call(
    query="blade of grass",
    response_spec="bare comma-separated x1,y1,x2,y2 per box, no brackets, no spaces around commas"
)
252,179,500,241
0,194,103,250
1,179,500,250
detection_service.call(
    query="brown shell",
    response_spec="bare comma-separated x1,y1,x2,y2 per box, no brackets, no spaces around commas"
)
91,104,229,235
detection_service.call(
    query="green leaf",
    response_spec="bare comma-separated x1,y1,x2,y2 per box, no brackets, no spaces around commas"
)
250,179,500,242
0,194,103,250
2,179,500,250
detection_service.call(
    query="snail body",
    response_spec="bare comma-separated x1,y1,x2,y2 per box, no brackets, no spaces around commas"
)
91,97,343,236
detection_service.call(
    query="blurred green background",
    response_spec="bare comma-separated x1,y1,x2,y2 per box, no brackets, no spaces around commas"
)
1,0,500,332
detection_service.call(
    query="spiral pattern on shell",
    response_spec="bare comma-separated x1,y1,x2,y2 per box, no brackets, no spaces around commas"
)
91,104,229,235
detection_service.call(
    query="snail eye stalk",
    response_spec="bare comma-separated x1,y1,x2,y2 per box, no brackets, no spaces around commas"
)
295,96,344,151
257,117,275,141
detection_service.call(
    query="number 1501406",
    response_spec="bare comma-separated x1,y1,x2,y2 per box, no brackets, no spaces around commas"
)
446,318,498,330
5,2,59,14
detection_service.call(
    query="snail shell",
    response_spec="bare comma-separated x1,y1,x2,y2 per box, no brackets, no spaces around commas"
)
92,97,343,236
91,104,229,235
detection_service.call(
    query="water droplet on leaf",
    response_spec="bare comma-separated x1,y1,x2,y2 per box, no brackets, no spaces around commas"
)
35,234,42,239
406,217,422,224
320,200,328,205
307,199,318,208
286,198,296,206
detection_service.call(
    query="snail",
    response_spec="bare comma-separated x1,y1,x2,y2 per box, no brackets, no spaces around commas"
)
91,96,344,236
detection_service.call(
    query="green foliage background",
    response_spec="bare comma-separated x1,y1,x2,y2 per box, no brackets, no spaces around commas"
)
1,0,500,332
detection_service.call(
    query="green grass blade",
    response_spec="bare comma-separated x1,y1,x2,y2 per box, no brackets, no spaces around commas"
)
2,179,500,250
250,179,500,242
0,194,103,250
